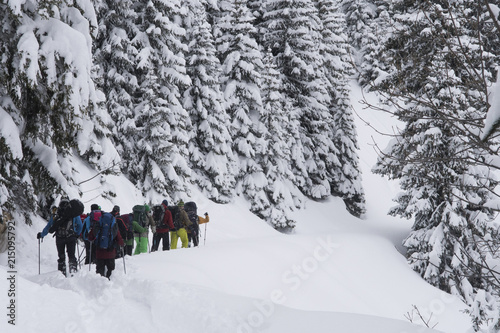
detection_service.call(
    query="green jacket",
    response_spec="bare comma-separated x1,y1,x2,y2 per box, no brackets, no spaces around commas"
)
133,213,154,237
133,221,148,237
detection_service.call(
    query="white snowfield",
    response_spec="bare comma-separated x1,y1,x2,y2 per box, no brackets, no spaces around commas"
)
0,83,473,333
0,195,471,333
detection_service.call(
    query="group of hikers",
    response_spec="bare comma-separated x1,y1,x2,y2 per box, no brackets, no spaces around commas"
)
37,198,209,279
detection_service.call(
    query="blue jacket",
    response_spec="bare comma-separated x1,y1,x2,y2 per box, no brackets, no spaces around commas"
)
41,214,83,238
82,215,92,241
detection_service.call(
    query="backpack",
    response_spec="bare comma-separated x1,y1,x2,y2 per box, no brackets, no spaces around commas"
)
49,199,83,235
90,210,102,224
125,213,134,239
184,202,199,231
116,213,134,240
133,205,147,227
51,217,77,238
94,212,117,250
116,215,128,240
152,205,166,228
67,199,85,218
167,206,182,230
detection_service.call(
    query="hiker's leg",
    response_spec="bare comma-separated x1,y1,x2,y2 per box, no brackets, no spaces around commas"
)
106,259,115,279
126,244,133,256
84,240,91,264
95,259,105,277
139,236,148,253
179,228,189,248
67,237,77,272
55,237,67,274
134,236,141,255
193,229,199,247
151,233,160,252
161,233,170,251
170,231,178,249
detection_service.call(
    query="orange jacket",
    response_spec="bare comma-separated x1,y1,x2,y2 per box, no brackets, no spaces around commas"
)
198,215,209,225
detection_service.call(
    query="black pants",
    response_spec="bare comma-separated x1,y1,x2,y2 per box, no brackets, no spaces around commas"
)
151,232,170,251
124,244,133,256
96,258,115,279
84,240,96,264
56,236,77,273
188,227,199,247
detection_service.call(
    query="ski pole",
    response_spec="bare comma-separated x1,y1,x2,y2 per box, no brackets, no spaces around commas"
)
38,238,41,275
76,241,82,270
122,247,126,274
204,223,207,246
89,241,92,272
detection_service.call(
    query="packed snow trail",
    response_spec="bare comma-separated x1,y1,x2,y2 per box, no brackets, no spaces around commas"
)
1,200,471,333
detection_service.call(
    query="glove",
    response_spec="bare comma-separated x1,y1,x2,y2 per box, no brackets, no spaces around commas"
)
37,232,42,239
204,212,208,216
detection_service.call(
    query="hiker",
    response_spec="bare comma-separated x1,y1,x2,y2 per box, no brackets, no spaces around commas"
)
170,200,192,249
37,199,84,276
81,203,100,264
133,205,155,255
151,200,174,251
88,210,124,279
185,201,209,247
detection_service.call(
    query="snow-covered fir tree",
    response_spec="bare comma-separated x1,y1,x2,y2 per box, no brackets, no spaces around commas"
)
341,0,391,87
372,0,500,329
341,0,376,51
130,0,192,201
315,0,366,217
0,2,30,218
0,0,117,219
260,50,303,228
261,0,341,200
216,0,270,219
93,0,139,179
182,0,236,203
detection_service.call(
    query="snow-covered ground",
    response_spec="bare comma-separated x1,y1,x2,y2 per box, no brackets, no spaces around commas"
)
0,83,473,332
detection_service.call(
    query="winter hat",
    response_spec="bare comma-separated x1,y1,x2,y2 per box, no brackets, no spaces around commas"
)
144,204,150,212
177,200,184,208
91,204,99,211
162,200,168,207
112,205,120,215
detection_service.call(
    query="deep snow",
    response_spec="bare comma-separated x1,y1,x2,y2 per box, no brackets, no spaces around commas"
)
0,82,474,333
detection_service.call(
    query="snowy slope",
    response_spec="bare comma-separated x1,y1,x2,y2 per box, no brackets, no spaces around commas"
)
0,83,474,333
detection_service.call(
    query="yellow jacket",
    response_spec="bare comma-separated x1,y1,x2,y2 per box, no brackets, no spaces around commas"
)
198,214,209,225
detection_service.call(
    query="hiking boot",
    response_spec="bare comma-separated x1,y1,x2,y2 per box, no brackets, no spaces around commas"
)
58,261,67,277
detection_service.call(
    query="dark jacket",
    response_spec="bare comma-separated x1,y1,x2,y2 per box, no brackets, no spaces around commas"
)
41,215,83,239
157,203,174,233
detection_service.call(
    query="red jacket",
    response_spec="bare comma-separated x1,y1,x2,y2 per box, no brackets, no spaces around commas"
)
156,203,174,233
88,225,124,259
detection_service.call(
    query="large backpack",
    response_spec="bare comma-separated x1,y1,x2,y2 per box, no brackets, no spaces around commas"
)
133,205,147,227
94,212,117,250
49,199,85,234
67,199,85,218
167,206,182,230
115,215,127,240
152,205,166,228
116,213,133,240
184,202,199,231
